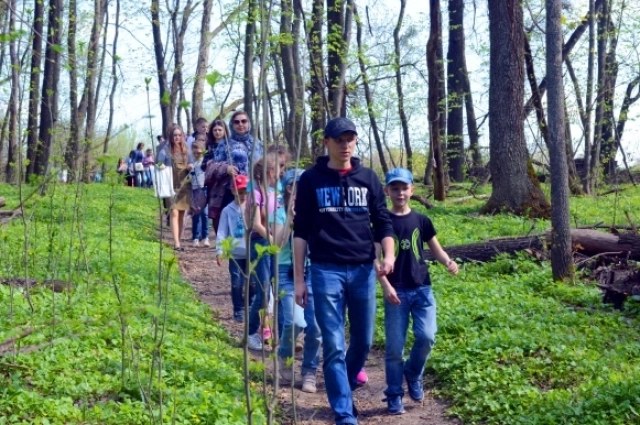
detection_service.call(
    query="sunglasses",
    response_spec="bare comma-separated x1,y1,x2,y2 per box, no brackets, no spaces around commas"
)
233,119,248,125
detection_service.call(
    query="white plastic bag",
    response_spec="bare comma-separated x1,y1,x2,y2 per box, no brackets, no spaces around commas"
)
153,166,175,199
293,304,307,328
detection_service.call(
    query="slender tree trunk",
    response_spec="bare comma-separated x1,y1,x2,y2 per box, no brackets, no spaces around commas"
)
82,0,108,182
353,1,388,174
5,0,19,183
564,100,583,195
103,0,121,163
583,0,597,193
481,0,550,218
35,0,64,177
244,0,256,120
192,0,213,125
25,0,44,178
589,0,609,192
427,0,445,200
546,0,573,280
600,14,620,177
393,0,412,172
306,0,326,158
446,0,465,182
463,62,481,169
64,0,80,178
524,35,549,150
326,0,352,118
151,0,171,134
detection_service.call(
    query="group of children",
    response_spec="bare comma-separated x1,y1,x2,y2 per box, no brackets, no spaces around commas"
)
213,116,459,423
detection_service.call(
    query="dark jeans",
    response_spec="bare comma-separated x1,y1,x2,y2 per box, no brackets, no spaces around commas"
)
229,258,255,314
248,237,272,335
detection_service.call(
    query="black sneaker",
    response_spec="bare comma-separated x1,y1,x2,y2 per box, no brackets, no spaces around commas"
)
407,379,424,402
385,395,405,415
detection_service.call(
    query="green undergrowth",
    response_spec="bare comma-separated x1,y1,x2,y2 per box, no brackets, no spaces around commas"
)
0,181,264,424
372,184,640,424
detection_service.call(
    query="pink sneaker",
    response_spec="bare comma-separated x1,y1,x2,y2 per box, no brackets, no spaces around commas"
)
356,368,368,386
262,326,272,341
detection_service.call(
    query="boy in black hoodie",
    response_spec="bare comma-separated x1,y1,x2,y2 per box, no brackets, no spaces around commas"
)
293,117,395,425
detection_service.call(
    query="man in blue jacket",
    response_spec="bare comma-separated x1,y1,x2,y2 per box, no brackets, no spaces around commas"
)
293,117,395,425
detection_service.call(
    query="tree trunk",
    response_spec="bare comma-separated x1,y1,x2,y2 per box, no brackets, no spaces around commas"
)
170,0,193,133
326,0,352,118
82,0,108,182
35,0,64,177
64,0,81,178
446,0,465,182
5,0,19,183
354,1,388,174
244,0,256,120
564,100,583,195
25,0,44,178
523,35,549,151
306,0,326,159
102,0,121,165
481,0,550,218
192,0,213,125
151,0,170,134
463,61,481,169
600,14,620,177
428,0,446,200
394,0,412,171
546,0,574,280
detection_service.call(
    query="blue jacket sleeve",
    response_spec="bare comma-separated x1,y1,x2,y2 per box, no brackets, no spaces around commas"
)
213,141,228,163
369,174,394,242
292,172,314,241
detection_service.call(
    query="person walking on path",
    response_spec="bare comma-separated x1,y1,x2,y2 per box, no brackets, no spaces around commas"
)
190,137,210,247
377,167,459,415
293,117,396,425
157,124,194,251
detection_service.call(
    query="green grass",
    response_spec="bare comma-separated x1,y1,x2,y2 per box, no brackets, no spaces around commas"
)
3,180,640,425
372,184,640,424
0,180,265,424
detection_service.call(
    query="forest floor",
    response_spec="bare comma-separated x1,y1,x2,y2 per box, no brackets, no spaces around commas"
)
167,220,461,425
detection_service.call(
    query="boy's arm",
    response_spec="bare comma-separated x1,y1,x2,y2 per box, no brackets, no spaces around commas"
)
426,236,459,275
369,176,395,274
374,242,401,304
293,237,308,307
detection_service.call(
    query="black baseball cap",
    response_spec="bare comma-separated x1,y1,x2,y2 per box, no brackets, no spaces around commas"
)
324,117,358,139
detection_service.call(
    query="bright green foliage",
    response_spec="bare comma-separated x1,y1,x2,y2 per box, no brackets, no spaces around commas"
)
373,184,640,424
0,182,264,424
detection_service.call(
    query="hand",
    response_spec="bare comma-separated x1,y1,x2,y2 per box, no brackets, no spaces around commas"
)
446,259,459,275
216,255,222,267
378,255,395,276
295,278,308,308
187,164,194,171
383,285,401,305
373,259,382,275
227,165,239,177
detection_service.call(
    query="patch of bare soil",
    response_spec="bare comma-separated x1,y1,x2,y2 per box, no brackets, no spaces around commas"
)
169,221,461,425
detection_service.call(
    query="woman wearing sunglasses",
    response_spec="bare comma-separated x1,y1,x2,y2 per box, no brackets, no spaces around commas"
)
212,110,263,212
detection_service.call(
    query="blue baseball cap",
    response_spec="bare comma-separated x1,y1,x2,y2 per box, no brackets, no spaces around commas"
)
385,168,414,185
282,168,305,187
324,117,358,139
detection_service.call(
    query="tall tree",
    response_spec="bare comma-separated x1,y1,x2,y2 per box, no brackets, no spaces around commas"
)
446,0,465,182
5,0,19,182
244,0,256,120
64,0,81,177
34,0,64,177
546,0,573,280
394,0,412,171
103,0,121,161
192,0,213,125
427,0,446,200
306,0,326,158
353,1,388,174
326,0,352,118
481,0,550,218
25,0,45,178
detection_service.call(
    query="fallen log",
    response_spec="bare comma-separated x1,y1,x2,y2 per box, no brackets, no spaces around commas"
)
425,229,640,263
0,197,5,208
424,234,544,263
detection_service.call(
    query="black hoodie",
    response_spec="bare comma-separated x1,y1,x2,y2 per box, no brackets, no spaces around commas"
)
293,156,394,264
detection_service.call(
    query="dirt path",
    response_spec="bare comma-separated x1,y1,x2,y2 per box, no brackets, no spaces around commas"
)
170,224,461,425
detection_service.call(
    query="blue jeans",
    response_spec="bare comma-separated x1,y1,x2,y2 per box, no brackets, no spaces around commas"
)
310,262,376,425
229,258,254,314
191,189,209,241
248,237,272,335
145,169,153,187
384,285,437,397
277,265,321,375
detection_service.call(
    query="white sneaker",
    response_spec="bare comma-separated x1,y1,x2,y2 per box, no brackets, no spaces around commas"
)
278,356,293,384
202,239,210,248
247,333,263,350
301,372,317,393
192,239,200,247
